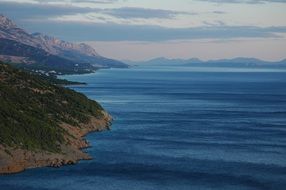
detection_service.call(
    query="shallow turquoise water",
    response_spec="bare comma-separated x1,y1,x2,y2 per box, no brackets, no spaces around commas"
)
1,66,286,190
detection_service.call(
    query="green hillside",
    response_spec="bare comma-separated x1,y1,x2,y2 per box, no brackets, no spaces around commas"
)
0,62,103,152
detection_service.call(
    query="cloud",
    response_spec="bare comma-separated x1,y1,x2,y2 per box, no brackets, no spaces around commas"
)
1,0,286,43
101,7,193,19
197,0,286,4
19,20,286,42
34,0,118,4
0,1,190,21
61,0,118,3
212,11,226,14
0,1,97,20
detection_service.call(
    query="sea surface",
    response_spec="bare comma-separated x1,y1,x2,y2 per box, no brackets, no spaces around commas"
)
1,66,286,190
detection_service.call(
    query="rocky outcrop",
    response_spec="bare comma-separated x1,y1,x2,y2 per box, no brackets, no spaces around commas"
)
0,15,43,50
0,14,97,57
32,33,99,57
0,14,128,69
0,111,112,175
0,15,17,29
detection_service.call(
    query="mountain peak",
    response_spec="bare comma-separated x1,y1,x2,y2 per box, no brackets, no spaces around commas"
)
0,15,17,29
32,33,99,56
0,15,128,69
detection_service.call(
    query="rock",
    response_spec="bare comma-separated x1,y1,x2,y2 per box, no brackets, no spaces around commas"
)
0,112,112,174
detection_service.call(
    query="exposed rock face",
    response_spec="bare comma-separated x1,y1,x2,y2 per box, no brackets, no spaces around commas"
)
0,112,112,175
0,15,17,29
0,15,97,57
0,16,42,49
0,14,128,68
32,33,99,57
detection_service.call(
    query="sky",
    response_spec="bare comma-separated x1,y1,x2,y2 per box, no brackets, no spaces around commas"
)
0,0,286,61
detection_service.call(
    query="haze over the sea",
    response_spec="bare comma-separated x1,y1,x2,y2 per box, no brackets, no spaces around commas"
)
0,0,285,61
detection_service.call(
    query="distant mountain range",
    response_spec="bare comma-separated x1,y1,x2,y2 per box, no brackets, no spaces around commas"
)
128,57,286,68
0,15,128,74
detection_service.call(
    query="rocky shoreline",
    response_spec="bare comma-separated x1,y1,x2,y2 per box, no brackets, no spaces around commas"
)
0,111,112,174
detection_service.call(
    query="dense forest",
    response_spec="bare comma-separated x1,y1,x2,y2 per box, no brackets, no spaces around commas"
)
0,62,103,152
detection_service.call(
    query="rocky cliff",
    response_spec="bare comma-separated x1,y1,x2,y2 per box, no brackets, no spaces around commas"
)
0,14,128,71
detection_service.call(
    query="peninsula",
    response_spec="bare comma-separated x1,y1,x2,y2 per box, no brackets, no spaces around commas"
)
0,63,112,174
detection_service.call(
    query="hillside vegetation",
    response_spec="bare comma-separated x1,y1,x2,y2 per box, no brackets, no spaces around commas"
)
0,62,103,152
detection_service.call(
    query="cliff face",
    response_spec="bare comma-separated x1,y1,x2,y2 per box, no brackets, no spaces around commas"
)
0,14,128,70
0,15,98,57
32,33,99,57
0,63,112,174
0,113,112,174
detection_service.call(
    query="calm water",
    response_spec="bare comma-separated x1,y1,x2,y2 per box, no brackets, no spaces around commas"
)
1,66,286,190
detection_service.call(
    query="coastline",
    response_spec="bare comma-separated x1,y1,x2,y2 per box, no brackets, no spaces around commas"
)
0,111,112,175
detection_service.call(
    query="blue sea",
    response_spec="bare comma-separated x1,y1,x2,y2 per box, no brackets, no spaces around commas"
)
1,66,286,190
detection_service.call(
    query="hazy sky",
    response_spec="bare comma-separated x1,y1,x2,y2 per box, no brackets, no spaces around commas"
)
0,0,286,61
